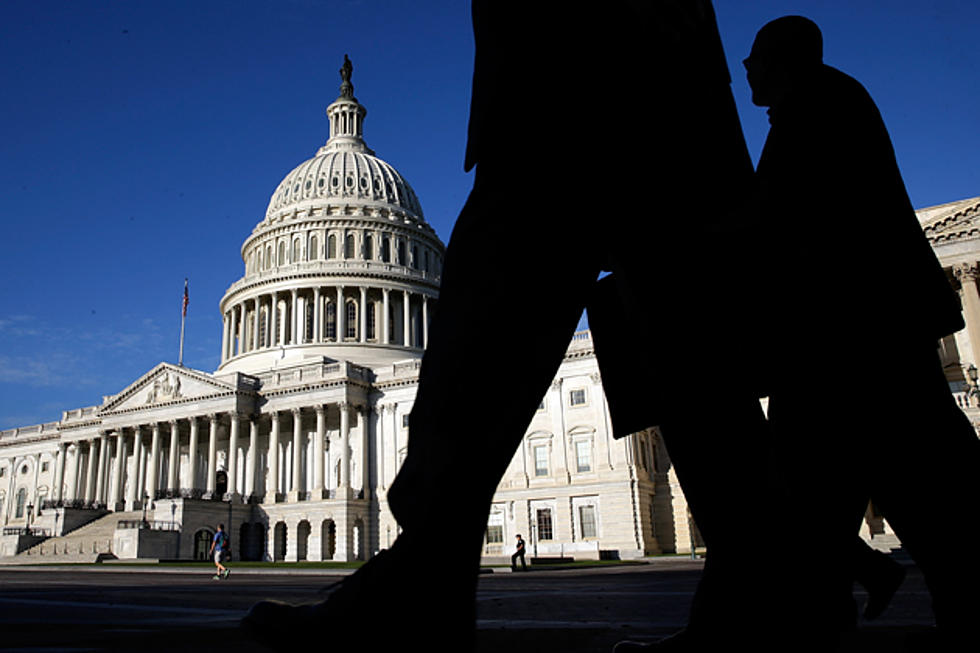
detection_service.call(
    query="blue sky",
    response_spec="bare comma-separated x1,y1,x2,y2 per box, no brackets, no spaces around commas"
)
1,1,978,429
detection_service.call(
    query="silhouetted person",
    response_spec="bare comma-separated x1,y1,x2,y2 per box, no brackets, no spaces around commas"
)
243,2,766,650
746,15,980,648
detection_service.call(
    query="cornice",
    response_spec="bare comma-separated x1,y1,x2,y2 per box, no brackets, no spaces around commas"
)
220,268,441,306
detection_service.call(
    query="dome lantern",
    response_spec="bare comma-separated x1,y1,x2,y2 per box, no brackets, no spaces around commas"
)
320,54,373,156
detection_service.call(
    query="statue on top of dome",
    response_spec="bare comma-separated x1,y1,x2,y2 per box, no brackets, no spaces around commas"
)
339,54,354,99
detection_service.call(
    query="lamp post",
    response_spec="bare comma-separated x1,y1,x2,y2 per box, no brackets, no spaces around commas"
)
141,492,149,526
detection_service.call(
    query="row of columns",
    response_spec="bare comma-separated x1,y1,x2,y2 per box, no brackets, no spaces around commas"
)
221,286,430,362
53,404,366,509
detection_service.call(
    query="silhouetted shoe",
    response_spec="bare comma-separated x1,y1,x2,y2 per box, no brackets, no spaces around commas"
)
613,630,704,652
242,537,476,652
861,555,906,620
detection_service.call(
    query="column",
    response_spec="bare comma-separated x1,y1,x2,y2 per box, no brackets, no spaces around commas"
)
337,286,345,341
422,295,429,349
187,417,199,494
383,288,391,344
267,411,280,502
54,442,67,503
955,263,980,369
84,439,97,504
221,312,229,362
68,443,82,501
228,411,240,498
206,414,218,495
291,289,299,344
127,427,142,508
402,290,410,347
110,431,126,509
148,423,161,500
314,405,326,498
95,432,109,505
339,402,351,498
359,405,369,498
313,287,322,343
246,417,258,498
290,408,303,500
167,420,179,493
237,303,247,354
253,297,261,351
359,286,367,344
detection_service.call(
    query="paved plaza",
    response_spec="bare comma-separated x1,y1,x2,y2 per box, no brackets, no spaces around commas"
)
0,557,937,652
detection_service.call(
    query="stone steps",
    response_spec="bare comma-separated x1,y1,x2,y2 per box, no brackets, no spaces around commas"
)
12,511,144,561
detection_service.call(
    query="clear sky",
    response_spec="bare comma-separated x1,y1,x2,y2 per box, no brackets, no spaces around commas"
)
1,1,978,429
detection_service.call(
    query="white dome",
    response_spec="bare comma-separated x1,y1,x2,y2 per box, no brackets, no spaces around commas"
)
265,148,424,222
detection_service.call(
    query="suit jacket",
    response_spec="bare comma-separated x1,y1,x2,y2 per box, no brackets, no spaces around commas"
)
756,65,963,361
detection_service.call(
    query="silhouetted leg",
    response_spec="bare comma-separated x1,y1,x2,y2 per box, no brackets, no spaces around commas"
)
388,161,603,589
866,347,980,635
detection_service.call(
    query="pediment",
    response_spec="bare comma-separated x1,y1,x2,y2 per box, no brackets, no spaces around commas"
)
919,196,980,245
100,363,237,414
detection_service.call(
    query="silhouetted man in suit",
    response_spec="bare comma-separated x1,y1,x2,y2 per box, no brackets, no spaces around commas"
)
244,3,768,650
746,16,980,648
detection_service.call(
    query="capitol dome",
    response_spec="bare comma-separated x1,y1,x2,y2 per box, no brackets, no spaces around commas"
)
217,55,445,375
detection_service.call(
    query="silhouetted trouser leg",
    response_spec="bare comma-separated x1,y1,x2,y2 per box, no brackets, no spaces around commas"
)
388,161,603,575
865,346,980,633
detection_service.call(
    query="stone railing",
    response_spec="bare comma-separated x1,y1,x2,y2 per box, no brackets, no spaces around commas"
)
117,520,180,532
2,527,52,537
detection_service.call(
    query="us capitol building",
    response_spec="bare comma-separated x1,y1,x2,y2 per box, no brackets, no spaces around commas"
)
2,61,980,564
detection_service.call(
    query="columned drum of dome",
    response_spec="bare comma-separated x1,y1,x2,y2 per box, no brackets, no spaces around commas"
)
218,57,444,374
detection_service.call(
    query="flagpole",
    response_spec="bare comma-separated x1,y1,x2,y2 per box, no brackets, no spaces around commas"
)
179,278,188,367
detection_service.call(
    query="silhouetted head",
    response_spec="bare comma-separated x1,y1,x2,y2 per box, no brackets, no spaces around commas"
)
744,16,823,107
218,523,225,531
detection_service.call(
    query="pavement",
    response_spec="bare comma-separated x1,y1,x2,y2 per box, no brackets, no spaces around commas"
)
0,557,941,652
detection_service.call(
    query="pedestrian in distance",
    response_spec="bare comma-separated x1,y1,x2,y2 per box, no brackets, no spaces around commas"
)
511,534,527,572
209,523,231,580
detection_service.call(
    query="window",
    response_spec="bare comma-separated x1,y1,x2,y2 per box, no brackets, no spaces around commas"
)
345,234,355,259
412,245,419,269
328,234,337,259
325,302,337,340
367,301,376,340
278,242,286,266
310,235,319,260
402,414,410,428
536,508,553,541
397,239,406,266
575,440,592,473
579,505,597,539
365,234,374,260
291,239,300,262
15,488,26,519
266,245,272,269
381,237,391,263
41,461,49,473
485,524,503,546
569,389,587,406
305,302,314,341
346,301,357,339
534,445,549,477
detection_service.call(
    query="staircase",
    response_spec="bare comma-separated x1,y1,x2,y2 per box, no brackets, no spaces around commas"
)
3,511,143,563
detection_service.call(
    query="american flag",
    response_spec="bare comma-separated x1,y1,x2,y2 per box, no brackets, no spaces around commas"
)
182,279,189,317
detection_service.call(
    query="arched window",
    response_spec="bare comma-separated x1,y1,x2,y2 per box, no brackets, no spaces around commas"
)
412,245,419,269
397,239,406,266
365,234,374,260
259,308,268,348
266,245,273,270
328,234,337,259
345,234,355,259
291,239,300,263
309,235,318,261
325,301,337,340
346,301,357,340
278,242,286,266
381,237,391,263
15,488,26,519
424,250,430,273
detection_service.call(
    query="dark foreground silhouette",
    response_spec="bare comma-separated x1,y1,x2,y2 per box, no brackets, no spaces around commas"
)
242,7,978,653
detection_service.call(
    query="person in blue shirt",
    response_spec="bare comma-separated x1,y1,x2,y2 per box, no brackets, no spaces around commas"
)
209,523,230,580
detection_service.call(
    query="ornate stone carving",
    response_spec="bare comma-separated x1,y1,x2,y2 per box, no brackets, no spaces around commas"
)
145,372,182,404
